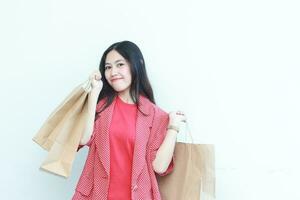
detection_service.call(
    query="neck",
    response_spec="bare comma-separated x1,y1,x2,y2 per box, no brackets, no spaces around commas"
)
117,93,135,104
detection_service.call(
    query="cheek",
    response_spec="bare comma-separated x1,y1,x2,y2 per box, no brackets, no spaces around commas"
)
124,68,132,81
104,72,110,82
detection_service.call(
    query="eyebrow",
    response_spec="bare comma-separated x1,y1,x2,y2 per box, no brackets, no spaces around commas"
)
105,59,125,65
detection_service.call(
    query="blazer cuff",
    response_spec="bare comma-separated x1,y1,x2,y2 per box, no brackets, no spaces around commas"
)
155,154,175,176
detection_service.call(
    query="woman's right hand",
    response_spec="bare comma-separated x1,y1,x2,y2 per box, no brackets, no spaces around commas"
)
89,69,103,93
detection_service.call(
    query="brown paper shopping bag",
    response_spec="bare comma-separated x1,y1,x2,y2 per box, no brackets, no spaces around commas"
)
32,79,92,178
156,123,216,200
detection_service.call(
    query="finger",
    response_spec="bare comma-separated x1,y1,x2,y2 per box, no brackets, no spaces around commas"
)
176,111,185,116
93,73,99,79
96,70,101,76
95,71,100,76
95,71,101,77
179,114,187,121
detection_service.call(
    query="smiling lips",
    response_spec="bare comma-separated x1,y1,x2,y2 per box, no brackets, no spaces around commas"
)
111,78,123,82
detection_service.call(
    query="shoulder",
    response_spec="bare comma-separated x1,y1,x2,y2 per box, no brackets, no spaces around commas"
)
144,99,169,124
153,104,168,119
96,97,108,112
142,96,168,117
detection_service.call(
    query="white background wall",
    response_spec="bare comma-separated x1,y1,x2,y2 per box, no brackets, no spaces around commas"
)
0,0,299,199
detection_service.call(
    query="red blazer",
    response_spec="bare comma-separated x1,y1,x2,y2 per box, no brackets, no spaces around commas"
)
72,94,174,200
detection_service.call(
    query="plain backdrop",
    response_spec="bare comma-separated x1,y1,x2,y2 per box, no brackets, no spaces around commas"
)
0,0,299,199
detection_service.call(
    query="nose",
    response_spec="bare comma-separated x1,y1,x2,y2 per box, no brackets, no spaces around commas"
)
111,65,119,77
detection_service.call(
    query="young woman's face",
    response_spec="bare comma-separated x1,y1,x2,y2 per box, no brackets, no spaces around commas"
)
104,50,132,95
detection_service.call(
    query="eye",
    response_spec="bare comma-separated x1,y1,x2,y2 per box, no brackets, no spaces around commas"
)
117,63,124,67
104,66,111,70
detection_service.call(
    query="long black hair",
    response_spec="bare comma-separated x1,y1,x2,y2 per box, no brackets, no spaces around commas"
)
96,40,155,115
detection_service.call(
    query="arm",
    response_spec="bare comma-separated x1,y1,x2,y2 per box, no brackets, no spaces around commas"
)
152,128,177,174
151,110,186,175
149,109,175,176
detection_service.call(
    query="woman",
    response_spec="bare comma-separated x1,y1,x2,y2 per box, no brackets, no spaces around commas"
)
72,41,187,200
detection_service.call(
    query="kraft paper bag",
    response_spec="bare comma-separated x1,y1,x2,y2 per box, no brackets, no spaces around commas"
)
156,123,216,200
32,79,92,178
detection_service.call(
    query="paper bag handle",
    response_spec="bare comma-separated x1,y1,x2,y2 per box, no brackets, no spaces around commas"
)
81,78,92,93
182,121,194,144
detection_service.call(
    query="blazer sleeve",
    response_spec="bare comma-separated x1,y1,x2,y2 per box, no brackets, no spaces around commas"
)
149,108,175,176
76,130,95,152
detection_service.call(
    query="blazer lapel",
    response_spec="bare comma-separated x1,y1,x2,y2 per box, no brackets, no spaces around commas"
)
131,96,153,186
96,97,116,177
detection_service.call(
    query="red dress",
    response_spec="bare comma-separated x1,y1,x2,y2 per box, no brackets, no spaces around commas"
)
107,95,137,200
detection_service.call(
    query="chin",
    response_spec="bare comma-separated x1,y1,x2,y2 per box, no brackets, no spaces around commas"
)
109,82,130,93
112,86,128,92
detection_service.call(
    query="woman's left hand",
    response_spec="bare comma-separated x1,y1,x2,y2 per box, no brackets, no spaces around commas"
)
168,111,187,128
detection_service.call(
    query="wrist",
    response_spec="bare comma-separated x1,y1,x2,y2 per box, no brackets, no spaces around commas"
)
169,119,180,127
90,88,101,95
167,124,180,133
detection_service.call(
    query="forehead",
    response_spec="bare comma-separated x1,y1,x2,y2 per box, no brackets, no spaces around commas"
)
105,50,126,64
